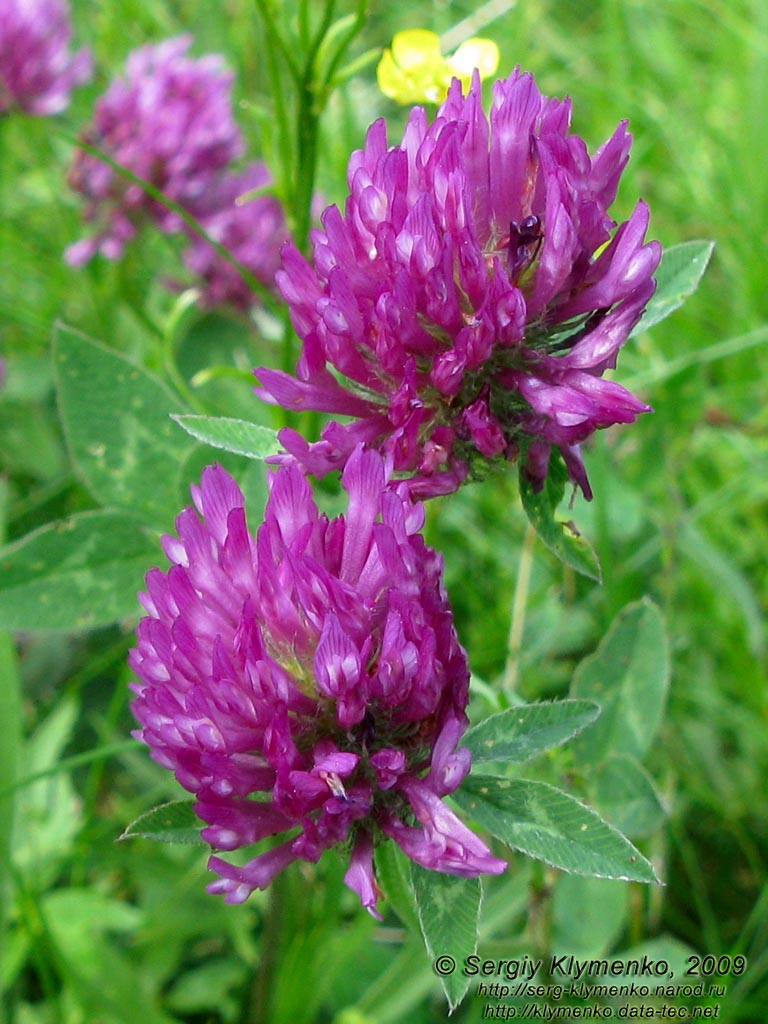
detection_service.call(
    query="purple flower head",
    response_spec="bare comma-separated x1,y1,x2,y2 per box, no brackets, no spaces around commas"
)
0,0,92,116
66,35,243,266
182,163,289,312
256,68,662,499
130,447,505,917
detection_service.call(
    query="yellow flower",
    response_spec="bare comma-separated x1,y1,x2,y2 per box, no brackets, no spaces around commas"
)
377,29,500,105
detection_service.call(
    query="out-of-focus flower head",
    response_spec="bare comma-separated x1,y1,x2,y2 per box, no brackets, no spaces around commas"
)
257,68,661,499
65,35,243,266
0,0,92,116
129,448,505,917
182,163,289,313
377,29,499,105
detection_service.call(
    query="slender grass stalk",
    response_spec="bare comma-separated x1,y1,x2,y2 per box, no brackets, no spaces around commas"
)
160,289,208,413
625,324,768,391
61,133,272,304
0,480,21,1024
439,0,519,51
246,864,289,1024
319,0,367,88
254,0,297,211
253,0,302,85
503,522,537,697
0,742,140,801
292,0,336,249
13,876,63,1024
0,633,21,1024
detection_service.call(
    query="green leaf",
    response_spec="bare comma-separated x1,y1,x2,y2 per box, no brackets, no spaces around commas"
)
120,800,208,846
410,864,481,1012
44,888,141,943
609,935,700,986
631,240,715,336
570,598,670,764
0,399,65,480
591,754,666,839
463,700,601,772
519,452,602,581
43,888,178,1024
172,414,280,460
375,841,420,933
0,629,21,942
0,478,21,941
165,958,245,1017
454,776,658,882
552,875,629,957
679,521,765,658
54,323,195,529
15,698,81,876
0,511,159,631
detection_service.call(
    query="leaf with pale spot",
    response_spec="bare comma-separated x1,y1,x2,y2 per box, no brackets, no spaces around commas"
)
463,699,600,773
454,776,658,882
410,864,481,1012
375,841,419,932
0,511,159,630
54,323,195,530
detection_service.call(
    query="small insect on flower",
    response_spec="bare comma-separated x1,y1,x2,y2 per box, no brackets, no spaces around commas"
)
257,67,662,501
506,215,544,282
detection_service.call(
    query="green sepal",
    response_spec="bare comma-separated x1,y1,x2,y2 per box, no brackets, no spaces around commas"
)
519,450,601,581
120,800,208,846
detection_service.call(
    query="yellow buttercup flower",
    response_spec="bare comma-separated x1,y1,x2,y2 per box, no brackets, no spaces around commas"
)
447,37,501,82
377,29,500,105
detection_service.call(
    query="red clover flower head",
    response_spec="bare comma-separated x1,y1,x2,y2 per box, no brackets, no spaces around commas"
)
257,68,662,498
182,163,289,312
66,35,243,266
129,447,505,916
0,0,92,116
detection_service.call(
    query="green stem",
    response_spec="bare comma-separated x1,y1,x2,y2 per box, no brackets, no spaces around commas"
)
246,868,289,1024
62,132,272,304
0,634,21,1024
298,0,311,49
70,677,134,887
0,741,140,801
528,862,554,966
264,35,293,208
161,291,208,413
294,85,319,250
0,480,21,1024
253,0,301,84
321,0,367,88
163,352,204,412
503,521,536,697
293,0,336,250
14,877,64,1024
